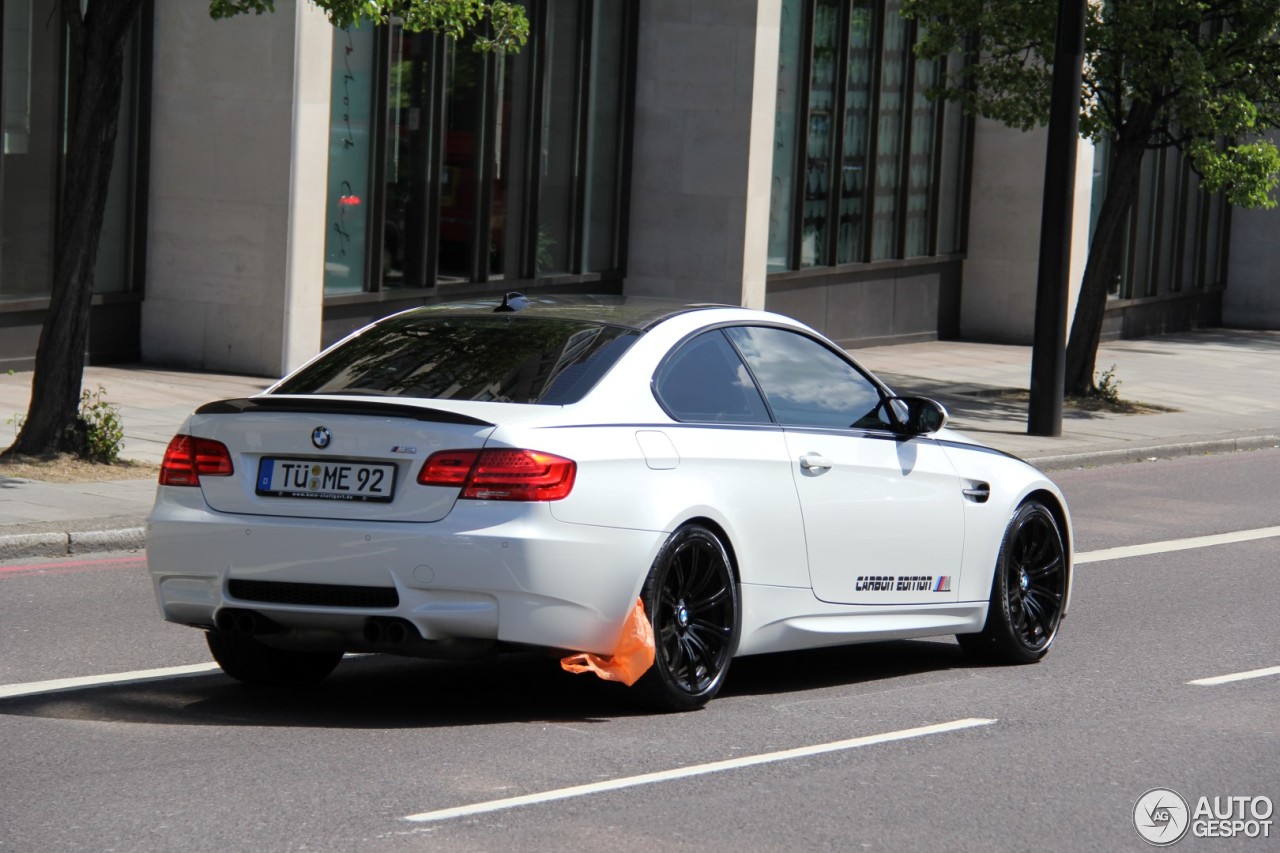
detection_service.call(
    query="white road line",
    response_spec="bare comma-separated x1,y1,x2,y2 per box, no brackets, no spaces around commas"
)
1075,525,1280,564
1187,665,1280,687
403,717,997,823
0,663,223,700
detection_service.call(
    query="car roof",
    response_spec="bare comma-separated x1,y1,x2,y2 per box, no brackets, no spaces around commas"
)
399,293,733,331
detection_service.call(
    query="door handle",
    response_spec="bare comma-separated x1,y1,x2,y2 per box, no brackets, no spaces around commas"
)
799,454,832,472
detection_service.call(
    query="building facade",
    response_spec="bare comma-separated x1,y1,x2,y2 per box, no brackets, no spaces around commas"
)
0,0,1273,375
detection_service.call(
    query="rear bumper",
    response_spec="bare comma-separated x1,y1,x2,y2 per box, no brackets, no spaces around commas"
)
146,493,662,655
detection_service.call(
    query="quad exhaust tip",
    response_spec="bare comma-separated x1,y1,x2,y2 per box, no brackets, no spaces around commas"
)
214,608,281,636
363,617,420,645
214,608,420,645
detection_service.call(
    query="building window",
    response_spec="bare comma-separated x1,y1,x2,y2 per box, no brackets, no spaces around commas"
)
0,3,146,304
800,0,839,268
768,0,969,272
323,26,376,295
837,1,875,264
1089,136,1229,300
1,0,60,301
768,0,806,272
323,0,635,299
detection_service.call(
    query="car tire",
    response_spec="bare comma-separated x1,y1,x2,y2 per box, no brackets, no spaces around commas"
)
635,524,740,712
957,500,1067,664
206,631,343,687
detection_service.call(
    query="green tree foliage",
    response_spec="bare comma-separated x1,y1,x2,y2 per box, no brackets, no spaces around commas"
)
903,0,1280,395
209,0,528,50
2,0,525,462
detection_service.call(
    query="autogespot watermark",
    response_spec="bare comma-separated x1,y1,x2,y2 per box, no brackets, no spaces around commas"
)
1133,788,1274,846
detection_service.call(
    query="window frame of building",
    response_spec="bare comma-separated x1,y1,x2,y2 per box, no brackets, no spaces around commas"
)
767,0,972,276
322,0,637,306
1090,135,1231,304
0,2,151,313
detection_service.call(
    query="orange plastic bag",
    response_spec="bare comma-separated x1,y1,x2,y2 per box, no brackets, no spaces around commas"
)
560,597,655,686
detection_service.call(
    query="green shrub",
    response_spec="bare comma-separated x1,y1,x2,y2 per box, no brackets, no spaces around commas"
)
79,386,125,463
1094,364,1122,404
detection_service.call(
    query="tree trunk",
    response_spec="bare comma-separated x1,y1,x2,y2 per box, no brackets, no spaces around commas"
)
1062,138,1147,396
2,2,145,458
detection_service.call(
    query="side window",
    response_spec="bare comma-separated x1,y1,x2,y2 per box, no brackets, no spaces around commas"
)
655,331,771,424
725,326,887,429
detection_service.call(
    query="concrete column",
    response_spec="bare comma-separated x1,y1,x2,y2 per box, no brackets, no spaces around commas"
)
961,118,1094,343
144,1,331,377
625,0,781,308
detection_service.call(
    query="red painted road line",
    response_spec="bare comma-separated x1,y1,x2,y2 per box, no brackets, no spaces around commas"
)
0,555,146,577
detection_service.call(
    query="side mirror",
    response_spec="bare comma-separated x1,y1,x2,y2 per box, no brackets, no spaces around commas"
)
887,396,948,436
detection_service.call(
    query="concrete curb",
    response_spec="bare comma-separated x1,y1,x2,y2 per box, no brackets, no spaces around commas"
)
0,532,69,561
1027,433,1280,471
0,527,146,561
72,527,147,555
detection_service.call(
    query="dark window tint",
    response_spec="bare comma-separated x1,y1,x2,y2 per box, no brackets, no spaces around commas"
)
655,331,771,424
275,316,638,404
725,326,886,429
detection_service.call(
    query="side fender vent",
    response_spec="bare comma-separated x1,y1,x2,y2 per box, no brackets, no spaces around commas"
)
963,481,991,504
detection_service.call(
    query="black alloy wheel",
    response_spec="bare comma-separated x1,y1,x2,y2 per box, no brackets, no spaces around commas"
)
637,524,740,711
958,501,1067,664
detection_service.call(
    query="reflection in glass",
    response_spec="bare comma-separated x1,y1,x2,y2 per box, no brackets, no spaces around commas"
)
801,0,840,268
767,0,805,272
871,0,909,261
323,1,633,293
935,53,967,256
537,2,581,275
438,38,484,282
323,26,375,295
837,2,876,264
904,55,939,257
656,332,771,424
1,0,60,300
275,315,639,405
584,0,625,273
487,47,514,279
383,27,433,289
92,27,140,295
727,326,883,429
1131,150,1160,297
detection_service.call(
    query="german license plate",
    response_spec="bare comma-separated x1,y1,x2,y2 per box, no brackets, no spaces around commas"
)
256,458,396,502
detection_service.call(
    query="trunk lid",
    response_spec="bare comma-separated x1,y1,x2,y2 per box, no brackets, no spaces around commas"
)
188,396,500,522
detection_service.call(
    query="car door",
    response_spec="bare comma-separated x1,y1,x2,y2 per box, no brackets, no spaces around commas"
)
725,325,965,605
651,329,810,590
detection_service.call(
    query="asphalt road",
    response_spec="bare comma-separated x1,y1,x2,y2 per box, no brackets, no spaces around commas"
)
1,450,1277,852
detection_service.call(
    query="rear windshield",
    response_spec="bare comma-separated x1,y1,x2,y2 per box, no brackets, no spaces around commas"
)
274,315,639,405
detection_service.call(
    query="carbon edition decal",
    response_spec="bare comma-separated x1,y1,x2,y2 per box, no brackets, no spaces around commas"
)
855,575,953,593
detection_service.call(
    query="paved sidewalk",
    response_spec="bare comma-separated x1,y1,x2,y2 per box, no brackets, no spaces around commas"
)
855,328,1280,467
2,328,1278,559
0,367,270,559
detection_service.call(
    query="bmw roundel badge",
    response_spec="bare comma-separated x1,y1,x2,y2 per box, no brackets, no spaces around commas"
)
311,426,332,449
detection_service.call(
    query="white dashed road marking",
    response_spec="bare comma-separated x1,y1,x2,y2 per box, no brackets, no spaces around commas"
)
0,663,223,700
1074,525,1280,564
402,718,998,823
1187,665,1280,687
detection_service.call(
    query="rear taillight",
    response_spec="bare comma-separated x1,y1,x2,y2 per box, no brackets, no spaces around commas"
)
159,435,234,486
418,448,576,501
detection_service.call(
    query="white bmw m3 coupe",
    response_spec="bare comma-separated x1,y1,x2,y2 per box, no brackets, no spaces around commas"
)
147,295,1073,710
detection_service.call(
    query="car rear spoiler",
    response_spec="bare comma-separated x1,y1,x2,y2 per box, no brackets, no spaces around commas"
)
195,397,495,427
